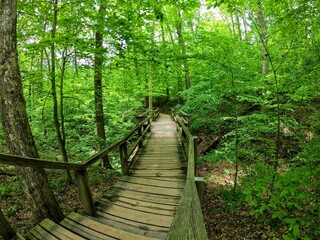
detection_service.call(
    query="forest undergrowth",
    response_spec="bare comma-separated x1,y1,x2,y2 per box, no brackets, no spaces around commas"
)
199,161,286,239
0,165,120,236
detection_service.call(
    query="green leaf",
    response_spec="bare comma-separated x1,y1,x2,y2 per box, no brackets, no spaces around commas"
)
293,225,300,238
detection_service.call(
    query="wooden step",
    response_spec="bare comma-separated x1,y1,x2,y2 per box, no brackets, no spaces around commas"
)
61,212,157,240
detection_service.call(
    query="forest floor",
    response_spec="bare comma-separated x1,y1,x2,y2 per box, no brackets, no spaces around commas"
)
197,161,284,239
1,161,283,239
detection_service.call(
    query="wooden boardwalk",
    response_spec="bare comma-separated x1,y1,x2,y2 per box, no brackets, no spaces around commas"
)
26,114,187,240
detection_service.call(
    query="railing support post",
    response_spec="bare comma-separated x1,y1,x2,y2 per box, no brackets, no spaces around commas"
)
138,126,143,148
192,136,198,176
147,118,151,132
195,176,205,204
75,169,94,215
120,142,129,175
0,209,15,240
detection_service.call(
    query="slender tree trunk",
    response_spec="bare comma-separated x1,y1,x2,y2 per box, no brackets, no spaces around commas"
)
166,22,183,101
148,21,156,116
160,23,170,101
50,0,72,183
59,48,72,181
257,2,268,75
0,0,64,223
176,11,191,90
94,3,112,168
148,61,153,114
230,12,236,36
235,12,242,41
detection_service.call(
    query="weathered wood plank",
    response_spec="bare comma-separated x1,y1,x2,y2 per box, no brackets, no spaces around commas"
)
27,225,59,240
98,198,175,216
67,212,157,240
96,203,174,228
93,213,168,239
114,181,183,196
130,170,186,178
39,218,85,240
60,218,114,240
95,210,170,233
105,188,180,206
100,195,177,211
119,176,185,188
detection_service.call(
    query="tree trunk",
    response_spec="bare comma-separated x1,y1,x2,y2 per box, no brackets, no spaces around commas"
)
0,0,64,223
0,208,15,240
257,2,268,75
94,3,112,168
176,12,191,90
50,0,72,183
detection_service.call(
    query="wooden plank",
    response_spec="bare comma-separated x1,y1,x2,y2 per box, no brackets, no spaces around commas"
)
39,218,85,240
130,170,185,178
135,159,184,164
105,188,180,206
133,165,184,170
98,198,175,216
25,230,40,240
60,218,114,240
67,212,157,240
132,165,186,170
114,181,182,197
96,203,174,228
92,214,168,239
119,176,184,188
95,210,169,234
132,161,185,166
100,195,177,211
132,164,185,170
137,154,183,159
142,146,181,151
27,225,59,240
142,176,185,182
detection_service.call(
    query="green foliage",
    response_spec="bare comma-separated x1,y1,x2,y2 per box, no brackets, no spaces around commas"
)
242,164,319,239
0,181,19,198
88,164,120,186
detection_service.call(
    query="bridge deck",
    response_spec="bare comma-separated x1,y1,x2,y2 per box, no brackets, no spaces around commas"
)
26,114,187,240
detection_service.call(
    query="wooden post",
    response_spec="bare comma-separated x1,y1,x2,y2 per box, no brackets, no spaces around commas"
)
120,142,129,175
195,176,205,204
75,169,94,215
0,209,15,240
138,126,143,148
193,136,198,176
147,118,151,132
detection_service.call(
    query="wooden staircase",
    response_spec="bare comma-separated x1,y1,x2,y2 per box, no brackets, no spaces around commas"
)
26,114,187,240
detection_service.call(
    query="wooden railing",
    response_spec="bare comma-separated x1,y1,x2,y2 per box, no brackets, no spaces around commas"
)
167,115,208,240
0,111,158,233
171,108,190,127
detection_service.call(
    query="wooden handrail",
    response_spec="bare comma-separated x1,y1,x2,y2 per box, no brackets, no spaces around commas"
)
0,153,85,170
0,114,152,217
167,116,208,240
